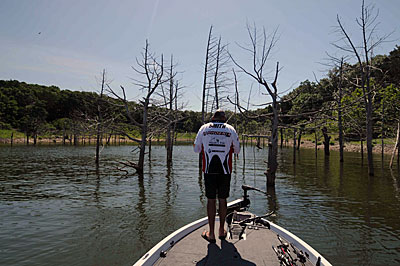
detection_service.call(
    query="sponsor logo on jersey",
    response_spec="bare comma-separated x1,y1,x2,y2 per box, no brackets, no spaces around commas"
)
203,131,231,137
210,123,226,128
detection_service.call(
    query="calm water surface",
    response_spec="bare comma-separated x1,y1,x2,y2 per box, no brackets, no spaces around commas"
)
0,144,399,265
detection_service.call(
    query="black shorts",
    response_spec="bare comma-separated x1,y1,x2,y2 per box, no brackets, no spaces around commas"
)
204,173,231,199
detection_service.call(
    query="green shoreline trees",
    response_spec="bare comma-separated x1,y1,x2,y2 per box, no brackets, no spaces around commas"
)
1,46,399,162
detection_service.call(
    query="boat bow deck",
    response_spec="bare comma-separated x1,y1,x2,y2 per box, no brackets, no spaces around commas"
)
154,220,314,266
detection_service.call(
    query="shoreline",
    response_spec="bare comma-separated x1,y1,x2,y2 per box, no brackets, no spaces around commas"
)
0,136,196,146
286,139,397,155
1,137,398,156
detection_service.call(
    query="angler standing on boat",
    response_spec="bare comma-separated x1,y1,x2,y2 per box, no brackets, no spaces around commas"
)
194,109,240,243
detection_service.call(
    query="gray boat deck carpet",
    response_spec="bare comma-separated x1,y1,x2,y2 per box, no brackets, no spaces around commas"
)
154,221,313,266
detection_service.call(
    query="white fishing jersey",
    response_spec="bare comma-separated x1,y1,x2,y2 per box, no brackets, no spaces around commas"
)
194,122,240,174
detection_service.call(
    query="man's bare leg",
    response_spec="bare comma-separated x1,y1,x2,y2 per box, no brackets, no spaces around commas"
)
218,198,227,237
207,199,216,240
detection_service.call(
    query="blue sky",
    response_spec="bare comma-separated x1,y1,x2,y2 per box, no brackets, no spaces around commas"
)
0,0,399,111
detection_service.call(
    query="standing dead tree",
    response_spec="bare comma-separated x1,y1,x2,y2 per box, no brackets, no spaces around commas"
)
335,59,345,162
322,56,348,162
96,69,106,165
333,0,392,175
230,24,280,187
321,126,331,156
165,56,178,166
108,40,166,175
212,36,231,110
156,55,185,166
201,26,214,125
201,26,232,120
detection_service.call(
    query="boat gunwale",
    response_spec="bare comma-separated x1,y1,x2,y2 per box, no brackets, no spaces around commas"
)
133,198,243,266
133,198,332,266
265,218,332,266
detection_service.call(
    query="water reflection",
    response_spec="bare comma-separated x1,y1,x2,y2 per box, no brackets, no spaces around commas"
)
136,176,149,246
390,168,400,200
198,170,205,205
93,167,101,204
0,145,399,266
266,186,278,216
165,166,173,212
338,162,344,197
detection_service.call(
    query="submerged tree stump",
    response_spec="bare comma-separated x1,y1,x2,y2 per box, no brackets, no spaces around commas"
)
321,127,331,156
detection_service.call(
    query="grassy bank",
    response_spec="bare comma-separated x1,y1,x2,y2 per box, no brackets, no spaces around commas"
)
1,129,397,156
0,129,197,145
286,133,398,155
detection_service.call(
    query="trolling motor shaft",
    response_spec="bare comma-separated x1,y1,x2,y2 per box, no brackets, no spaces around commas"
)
241,184,268,199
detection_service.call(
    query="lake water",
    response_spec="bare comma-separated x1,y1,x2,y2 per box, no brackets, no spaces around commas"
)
0,144,399,265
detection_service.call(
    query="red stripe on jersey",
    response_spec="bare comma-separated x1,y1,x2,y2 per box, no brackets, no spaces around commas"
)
202,145,206,172
228,145,233,173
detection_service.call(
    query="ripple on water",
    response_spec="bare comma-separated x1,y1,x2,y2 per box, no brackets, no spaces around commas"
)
1,145,400,265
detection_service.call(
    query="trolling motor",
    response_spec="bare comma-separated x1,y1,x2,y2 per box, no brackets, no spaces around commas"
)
226,185,266,221
227,185,273,240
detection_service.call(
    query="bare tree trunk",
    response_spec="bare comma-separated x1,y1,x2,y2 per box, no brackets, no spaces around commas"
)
148,136,152,160
314,122,318,157
285,132,288,146
201,26,212,124
95,69,106,165
322,126,331,156
398,138,400,167
214,36,221,110
338,59,344,162
381,100,385,160
366,94,374,174
265,77,279,187
293,128,297,164
166,127,172,165
398,142,400,167
106,132,112,145
338,104,344,162
10,132,13,147
137,102,149,175
296,128,302,150
361,137,364,162
390,121,400,169
166,55,175,166
200,26,213,170
63,125,66,145
280,128,283,149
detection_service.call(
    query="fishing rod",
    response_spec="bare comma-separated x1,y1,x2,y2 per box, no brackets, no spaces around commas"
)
227,185,276,240
290,243,308,265
238,211,274,226
273,234,313,266
272,245,292,266
277,235,297,266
